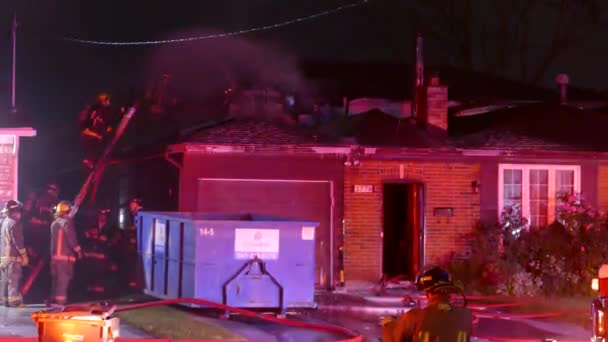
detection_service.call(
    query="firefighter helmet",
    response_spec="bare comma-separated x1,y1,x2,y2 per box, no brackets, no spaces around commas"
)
415,266,460,293
55,201,72,215
97,93,110,104
130,198,142,206
4,200,22,213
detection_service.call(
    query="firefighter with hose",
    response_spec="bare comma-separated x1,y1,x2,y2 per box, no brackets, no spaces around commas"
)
382,266,473,342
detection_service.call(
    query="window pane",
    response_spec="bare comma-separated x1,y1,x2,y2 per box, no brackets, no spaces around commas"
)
512,170,522,184
539,170,548,184
530,184,539,199
529,169,549,228
530,169,538,183
504,170,512,184
556,170,574,196
503,169,522,210
556,170,575,218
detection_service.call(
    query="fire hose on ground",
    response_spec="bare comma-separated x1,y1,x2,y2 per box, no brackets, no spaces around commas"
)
112,298,585,339
24,292,593,341
113,297,363,342
28,297,364,342
27,298,363,342
340,290,590,321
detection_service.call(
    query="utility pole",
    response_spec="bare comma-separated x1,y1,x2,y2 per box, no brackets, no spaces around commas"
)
10,12,17,114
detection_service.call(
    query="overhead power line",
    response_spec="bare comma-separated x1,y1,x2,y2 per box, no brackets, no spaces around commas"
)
63,0,369,46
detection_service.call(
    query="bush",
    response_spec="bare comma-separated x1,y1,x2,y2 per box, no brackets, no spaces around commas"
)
444,193,608,296
442,223,502,294
496,263,543,297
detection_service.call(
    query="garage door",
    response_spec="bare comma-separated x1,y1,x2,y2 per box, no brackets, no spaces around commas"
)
197,178,332,288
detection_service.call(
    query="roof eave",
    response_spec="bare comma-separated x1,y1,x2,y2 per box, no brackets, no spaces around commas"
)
170,142,608,161
0,127,36,137
168,143,354,155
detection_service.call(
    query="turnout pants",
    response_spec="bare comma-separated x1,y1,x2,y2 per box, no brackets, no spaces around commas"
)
123,251,143,292
0,262,22,306
50,261,73,305
84,257,106,298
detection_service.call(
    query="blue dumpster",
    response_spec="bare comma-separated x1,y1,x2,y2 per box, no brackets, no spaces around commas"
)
136,212,318,312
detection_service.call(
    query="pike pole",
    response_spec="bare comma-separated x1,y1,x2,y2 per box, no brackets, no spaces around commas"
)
69,103,138,218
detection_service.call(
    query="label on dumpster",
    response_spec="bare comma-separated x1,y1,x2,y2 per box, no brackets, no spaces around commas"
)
155,221,166,247
301,226,315,240
234,228,279,260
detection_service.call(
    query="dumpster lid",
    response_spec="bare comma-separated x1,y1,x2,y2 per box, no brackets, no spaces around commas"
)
139,211,320,224
32,303,117,321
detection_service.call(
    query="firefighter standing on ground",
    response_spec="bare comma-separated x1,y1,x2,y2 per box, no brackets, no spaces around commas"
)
382,266,473,342
27,184,57,266
0,201,28,307
121,198,143,292
49,201,82,305
82,209,112,298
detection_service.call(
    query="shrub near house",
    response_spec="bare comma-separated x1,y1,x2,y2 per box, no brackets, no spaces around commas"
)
444,193,608,296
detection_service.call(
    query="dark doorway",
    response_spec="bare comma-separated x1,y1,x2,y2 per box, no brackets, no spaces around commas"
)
382,183,424,279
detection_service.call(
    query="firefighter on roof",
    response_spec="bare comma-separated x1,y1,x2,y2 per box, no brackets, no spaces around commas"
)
49,201,82,306
80,93,116,169
0,200,28,307
382,266,473,342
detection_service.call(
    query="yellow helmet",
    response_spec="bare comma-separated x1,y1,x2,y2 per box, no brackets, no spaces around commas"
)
55,201,71,215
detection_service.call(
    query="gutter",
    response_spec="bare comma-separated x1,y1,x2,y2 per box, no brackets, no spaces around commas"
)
164,150,182,170
167,142,608,162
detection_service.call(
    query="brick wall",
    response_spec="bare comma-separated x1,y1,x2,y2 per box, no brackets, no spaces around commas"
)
598,165,608,210
344,160,480,281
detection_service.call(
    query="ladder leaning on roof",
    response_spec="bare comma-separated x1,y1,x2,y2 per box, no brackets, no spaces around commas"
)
20,104,138,297
69,102,139,218
21,103,138,297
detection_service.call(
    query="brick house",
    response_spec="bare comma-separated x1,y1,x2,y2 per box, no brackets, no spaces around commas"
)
101,64,608,288
340,85,608,283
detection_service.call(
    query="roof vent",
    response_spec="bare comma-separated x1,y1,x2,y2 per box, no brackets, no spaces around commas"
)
555,73,569,104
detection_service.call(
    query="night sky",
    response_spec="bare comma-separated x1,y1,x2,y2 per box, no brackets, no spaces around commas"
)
0,0,606,195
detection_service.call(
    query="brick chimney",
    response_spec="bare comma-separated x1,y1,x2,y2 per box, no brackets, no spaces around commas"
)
419,74,448,132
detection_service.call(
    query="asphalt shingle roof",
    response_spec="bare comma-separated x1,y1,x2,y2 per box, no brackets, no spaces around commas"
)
186,118,342,146
449,103,608,151
182,102,608,153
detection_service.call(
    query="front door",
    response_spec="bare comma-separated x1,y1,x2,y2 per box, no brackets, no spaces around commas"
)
382,183,424,279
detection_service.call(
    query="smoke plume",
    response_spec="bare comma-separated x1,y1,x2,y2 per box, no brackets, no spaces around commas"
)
145,29,314,119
